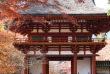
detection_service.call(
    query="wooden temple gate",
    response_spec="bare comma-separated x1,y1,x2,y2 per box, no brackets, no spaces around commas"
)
8,0,110,74
11,15,109,74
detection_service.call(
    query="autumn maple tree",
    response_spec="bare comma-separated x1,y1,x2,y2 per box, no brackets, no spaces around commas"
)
0,25,24,74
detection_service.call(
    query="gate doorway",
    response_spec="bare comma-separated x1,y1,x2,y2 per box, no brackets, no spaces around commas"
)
46,56,73,74
49,61,71,74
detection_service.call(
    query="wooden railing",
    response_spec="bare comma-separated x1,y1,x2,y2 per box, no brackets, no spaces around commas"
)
14,38,106,43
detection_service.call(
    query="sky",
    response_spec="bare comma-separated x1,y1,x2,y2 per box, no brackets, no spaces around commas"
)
95,0,110,9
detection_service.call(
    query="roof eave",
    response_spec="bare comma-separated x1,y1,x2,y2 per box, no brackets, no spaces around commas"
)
22,13,107,16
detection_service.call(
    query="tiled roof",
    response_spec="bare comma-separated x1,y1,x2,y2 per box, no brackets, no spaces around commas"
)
19,0,107,15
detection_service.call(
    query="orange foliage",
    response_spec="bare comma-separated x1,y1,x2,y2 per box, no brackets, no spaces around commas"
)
0,26,24,74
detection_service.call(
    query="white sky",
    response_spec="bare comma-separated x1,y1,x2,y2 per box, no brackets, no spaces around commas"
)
95,0,110,9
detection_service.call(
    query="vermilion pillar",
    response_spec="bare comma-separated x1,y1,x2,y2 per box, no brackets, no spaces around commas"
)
24,55,27,74
73,52,77,74
92,55,96,74
43,53,46,74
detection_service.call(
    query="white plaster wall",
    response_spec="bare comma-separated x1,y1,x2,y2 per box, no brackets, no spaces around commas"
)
29,58,42,74
78,50,92,55
46,51,73,55
27,50,92,55
68,36,72,42
36,51,43,55
82,29,89,33
27,51,42,55
31,29,37,33
29,63,42,74
27,51,34,54
77,58,91,74
86,51,92,54
61,29,72,32
47,51,59,55
28,57,91,74
61,51,73,55
75,29,81,33
39,29,44,33
48,29,59,32
47,37,52,42
78,51,84,54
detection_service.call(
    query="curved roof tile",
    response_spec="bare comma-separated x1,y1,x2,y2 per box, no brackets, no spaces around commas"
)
19,0,107,15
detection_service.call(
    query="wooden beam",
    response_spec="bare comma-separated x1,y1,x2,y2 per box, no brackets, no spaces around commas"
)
13,42,107,45
25,54,99,57
29,33,91,36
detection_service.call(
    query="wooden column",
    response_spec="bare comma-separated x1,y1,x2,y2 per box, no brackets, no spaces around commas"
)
92,55,96,74
28,57,30,74
24,55,27,74
43,53,46,74
73,52,77,74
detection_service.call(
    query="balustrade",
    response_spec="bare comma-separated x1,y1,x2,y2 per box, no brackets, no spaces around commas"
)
14,38,106,43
